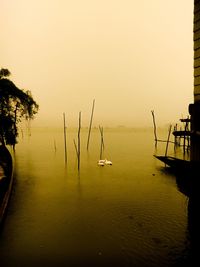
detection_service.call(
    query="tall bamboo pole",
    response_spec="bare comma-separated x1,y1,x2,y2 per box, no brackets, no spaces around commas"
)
63,112,67,163
151,110,158,146
99,125,104,160
78,112,81,171
99,125,105,149
165,124,172,157
73,139,78,158
87,99,95,151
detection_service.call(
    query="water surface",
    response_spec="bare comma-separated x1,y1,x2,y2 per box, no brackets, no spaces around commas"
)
0,127,194,266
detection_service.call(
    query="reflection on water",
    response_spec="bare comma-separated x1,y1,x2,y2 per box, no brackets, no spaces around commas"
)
176,171,200,267
0,127,196,266
162,162,200,267
187,191,200,267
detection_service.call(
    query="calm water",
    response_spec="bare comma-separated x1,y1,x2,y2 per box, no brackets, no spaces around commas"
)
0,127,197,266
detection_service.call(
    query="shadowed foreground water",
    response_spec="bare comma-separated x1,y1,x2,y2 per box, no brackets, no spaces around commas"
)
0,127,197,267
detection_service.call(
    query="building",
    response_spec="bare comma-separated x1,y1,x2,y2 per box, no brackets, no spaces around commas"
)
189,0,200,161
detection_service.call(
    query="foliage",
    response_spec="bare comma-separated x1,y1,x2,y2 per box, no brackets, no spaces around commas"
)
0,68,39,146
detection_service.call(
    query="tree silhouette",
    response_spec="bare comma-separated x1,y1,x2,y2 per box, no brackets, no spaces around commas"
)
0,68,39,147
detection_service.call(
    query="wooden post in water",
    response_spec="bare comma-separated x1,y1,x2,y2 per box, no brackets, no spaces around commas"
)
151,110,158,146
99,125,104,160
173,124,177,151
165,124,172,157
63,112,67,163
78,112,81,171
186,118,190,153
73,139,78,158
183,123,186,155
87,99,95,151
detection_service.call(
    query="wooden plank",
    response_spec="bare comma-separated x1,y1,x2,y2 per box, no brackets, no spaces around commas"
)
194,84,200,102
194,1,200,14
194,56,200,68
194,84,200,93
194,48,200,58
194,66,200,77
194,9,200,22
194,29,200,41
194,20,200,32
194,75,200,85
194,39,200,50
180,119,191,122
172,131,191,137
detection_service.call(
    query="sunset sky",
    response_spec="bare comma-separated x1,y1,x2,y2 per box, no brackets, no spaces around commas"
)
1,0,193,127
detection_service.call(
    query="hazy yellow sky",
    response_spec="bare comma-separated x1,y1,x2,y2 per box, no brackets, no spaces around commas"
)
1,0,193,127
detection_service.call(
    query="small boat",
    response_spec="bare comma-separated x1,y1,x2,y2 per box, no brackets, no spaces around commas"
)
0,145,14,225
154,155,198,175
97,159,113,166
